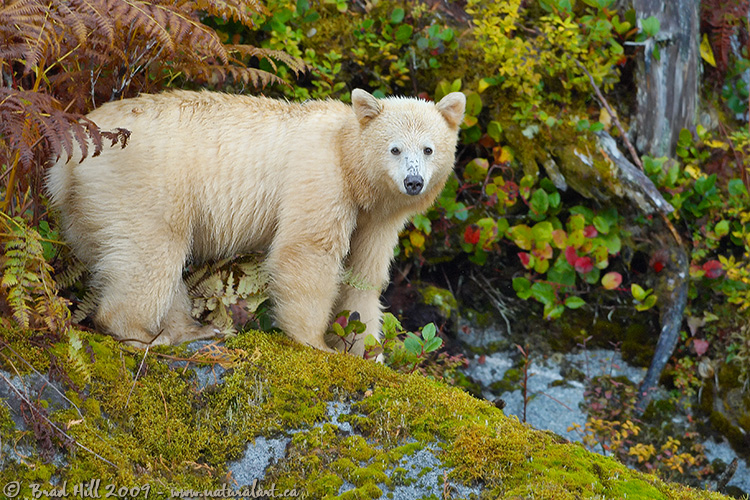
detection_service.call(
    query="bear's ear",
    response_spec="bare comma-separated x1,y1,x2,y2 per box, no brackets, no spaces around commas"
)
436,92,466,129
352,89,382,125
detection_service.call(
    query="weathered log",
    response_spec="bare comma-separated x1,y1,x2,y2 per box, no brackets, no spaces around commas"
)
632,0,700,158
596,131,688,414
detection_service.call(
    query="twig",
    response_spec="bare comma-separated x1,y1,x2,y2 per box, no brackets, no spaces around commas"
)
0,371,115,467
470,271,512,335
0,342,83,418
572,58,643,171
157,382,170,440
125,345,149,409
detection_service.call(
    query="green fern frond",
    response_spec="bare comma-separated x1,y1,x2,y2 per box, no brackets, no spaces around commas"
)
67,329,92,384
56,257,89,289
0,214,71,334
342,268,378,291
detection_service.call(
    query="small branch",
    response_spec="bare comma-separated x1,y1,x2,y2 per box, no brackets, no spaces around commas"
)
0,371,115,467
125,345,149,409
0,342,83,418
572,58,644,171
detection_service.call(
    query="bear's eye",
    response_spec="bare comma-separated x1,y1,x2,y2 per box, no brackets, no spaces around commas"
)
424,147,433,156
390,147,401,155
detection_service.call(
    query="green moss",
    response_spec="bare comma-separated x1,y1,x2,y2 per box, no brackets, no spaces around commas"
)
0,328,734,500
718,363,743,390
420,285,458,319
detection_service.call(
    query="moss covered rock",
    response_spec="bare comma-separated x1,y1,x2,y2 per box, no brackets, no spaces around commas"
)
0,330,732,499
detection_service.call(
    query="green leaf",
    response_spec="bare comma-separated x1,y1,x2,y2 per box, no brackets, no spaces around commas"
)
728,179,748,197
464,158,489,182
641,16,660,37
394,24,413,43
695,174,717,195
530,189,549,215
487,121,503,142
548,259,576,287
382,312,402,336
592,216,610,235
568,214,586,231
404,336,422,355
423,337,443,353
530,282,555,305
548,192,561,209
631,283,651,302
715,220,729,237
513,277,532,299
564,296,586,309
636,294,657,311
332,322,346,338
465,92,482,117
532,221,554,243
391,7,405,23
543,303,565,320
412,213,432,234
422,322,437,341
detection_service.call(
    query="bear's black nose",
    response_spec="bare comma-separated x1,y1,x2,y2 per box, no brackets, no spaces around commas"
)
404,175,424,195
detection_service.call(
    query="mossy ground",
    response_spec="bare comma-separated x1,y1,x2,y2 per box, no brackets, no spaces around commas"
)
0,329,733,499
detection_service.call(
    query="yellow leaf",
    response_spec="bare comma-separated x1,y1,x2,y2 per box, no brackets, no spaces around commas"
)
704,139,728,150
498,147,513,164
599,107,613,130
684,165,701,180
700,34,716,67
409,231,425,249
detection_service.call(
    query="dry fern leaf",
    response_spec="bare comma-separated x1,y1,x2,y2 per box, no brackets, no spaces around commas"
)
0,0,114,73
192,0,268,27
228,44,311,77
178,61,288,89
107,0,229,64
0,88,102,170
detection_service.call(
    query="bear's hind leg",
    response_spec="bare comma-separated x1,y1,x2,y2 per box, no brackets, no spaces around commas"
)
92,244,210,347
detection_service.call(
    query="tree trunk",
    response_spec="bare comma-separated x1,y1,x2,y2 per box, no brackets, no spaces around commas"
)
629,0,699,413
633,0,700,158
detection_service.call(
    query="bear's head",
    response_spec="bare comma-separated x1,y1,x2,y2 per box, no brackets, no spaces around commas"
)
351,89,465,202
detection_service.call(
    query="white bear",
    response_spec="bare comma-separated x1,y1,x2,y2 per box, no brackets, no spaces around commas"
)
46,89,465,354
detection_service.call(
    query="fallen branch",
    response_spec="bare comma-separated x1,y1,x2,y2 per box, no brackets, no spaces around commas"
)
0,370,115,467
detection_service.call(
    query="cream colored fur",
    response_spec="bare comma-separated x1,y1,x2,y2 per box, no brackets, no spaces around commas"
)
46,89,465,353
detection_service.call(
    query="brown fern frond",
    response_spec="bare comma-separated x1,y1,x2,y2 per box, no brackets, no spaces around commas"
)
107,0,229,64
228,44,310,77
702,0,749,76
0,88,101,172
0,0,58,72
177,61,288,89
191,0,268,28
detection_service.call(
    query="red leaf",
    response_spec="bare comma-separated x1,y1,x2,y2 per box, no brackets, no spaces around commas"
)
464,225,481,245
584,225,598,238
702,260,723,279
334,315,348,328
574,256,594,274
518,252,532,268
565,246,578,266
693,338,710,356
652,261,664,273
